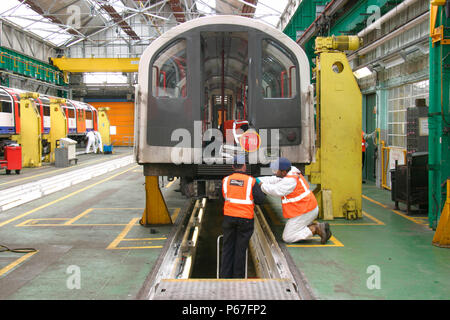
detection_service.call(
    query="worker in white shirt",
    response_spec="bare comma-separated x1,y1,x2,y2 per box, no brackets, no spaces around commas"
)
94,131,103,154
257,157,332,244
85,130,96,154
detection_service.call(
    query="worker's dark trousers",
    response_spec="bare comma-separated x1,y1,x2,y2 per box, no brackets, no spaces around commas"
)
220,215,254,279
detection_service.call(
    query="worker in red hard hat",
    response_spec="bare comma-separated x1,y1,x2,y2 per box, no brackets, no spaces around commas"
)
257,157,332,244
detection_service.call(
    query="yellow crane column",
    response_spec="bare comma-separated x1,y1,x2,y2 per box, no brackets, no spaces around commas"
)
11,92,42,168
44,98,68,163
305,36,363,220
97,107,111,148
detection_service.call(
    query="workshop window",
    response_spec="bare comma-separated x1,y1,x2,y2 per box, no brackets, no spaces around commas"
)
261,39,297,98
152,39,187,98
387,80,429,148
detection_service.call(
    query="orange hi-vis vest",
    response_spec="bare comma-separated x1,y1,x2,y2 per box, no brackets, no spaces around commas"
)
222,172,255,219
281,173,318,219
362,131,366,152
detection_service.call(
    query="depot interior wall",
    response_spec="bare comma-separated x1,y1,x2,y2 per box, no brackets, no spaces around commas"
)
89,101,134,146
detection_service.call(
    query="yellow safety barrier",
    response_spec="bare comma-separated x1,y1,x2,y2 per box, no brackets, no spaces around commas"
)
433,180,450,248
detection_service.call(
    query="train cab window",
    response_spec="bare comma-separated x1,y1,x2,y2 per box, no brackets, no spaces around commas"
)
43,105,50,116
261,39,297,99
152,39,187,98
0,92,12,113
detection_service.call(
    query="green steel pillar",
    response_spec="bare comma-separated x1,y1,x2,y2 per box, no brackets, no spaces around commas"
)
429,2,450,229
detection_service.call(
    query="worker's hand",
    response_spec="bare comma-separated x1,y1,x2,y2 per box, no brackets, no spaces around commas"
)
255,178,262,186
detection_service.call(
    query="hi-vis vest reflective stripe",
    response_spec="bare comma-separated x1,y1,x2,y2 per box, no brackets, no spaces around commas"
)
281,174,318,219
222,173,255,219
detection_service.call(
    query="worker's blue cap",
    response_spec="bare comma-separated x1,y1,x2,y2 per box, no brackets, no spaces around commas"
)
270,157,291,171
233,154,246,165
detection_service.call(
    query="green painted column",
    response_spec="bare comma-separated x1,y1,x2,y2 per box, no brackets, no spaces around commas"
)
429,5,450,229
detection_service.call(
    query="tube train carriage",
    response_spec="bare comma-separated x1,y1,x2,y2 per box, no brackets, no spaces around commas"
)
135,15,315,182
0,85,98,155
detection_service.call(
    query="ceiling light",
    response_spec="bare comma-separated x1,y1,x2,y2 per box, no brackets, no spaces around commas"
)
353,67,373,79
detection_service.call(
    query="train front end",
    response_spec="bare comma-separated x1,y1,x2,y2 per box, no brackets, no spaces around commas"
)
135,16,315,196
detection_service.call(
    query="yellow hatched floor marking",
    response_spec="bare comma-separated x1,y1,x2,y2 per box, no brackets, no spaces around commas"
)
286,235,344,248
0,251,38,278
0,165,138,228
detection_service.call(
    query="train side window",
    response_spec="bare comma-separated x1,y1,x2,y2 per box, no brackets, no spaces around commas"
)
0,100,12,113
152,39,187,98
261,39,297,99
86,110,93,120
68,108,75,118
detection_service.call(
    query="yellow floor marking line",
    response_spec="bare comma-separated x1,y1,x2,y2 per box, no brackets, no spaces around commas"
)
16,218,70,227
64,208,94,225
164,177,178,189
106,217,164,250
0,250,38,278
0,165,138,228
106,217,141,250
329,211,385,226
171,208,181,222
363,194,428,226
286,235,344,248
0,153,132,187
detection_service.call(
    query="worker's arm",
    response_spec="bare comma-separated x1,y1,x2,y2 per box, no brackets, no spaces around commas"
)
260,177,297,197
252,182,266,205
257,175,282,185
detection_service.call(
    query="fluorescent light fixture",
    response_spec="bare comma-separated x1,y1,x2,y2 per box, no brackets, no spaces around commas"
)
381,55,405,69
181,256,192,279
353,67,373,79
192,226,199,246
197,208,204,223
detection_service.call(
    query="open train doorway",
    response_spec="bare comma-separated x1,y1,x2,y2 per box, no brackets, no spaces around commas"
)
201,31,250,160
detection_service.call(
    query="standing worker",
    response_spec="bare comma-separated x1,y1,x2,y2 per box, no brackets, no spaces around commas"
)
85,130,96,154
94,131,103,154
258,157,332,244
220,155,266,278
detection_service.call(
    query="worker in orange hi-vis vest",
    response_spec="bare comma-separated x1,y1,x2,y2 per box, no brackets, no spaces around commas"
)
257,157,332,244
220,154,266,278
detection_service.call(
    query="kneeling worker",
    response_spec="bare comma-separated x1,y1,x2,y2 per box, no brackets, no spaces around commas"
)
258,157,332,244
220,155,266,278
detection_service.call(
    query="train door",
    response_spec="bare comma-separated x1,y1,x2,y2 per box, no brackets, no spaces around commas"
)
64,104,77,134
200,31,249,148
40,97,51,134
85,109,94,131
249,36,302,147
0,88,15,134
147,38,193,147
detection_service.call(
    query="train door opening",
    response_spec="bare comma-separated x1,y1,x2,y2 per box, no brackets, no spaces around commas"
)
200,32,249,155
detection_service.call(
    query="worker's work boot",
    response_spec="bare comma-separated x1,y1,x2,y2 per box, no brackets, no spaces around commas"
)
317,222,332,244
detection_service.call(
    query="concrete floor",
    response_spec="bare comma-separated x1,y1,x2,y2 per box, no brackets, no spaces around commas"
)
0,159,449,300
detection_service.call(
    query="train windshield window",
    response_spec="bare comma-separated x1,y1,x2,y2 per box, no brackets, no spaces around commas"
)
0,92,12,113
262,39,297,98
43,105,50,116
152,39,187,98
